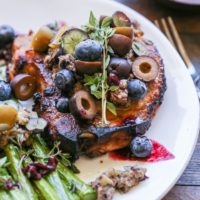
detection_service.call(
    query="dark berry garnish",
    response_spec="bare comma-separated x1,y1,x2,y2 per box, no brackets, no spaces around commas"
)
108,73,120,85
130,136,152,158
0,81,12,101
75,39,102,61
56,98,69,113
0,25,15,48
43,86,55,96
33,92,42,103
54,69,75,93
128,79,147,100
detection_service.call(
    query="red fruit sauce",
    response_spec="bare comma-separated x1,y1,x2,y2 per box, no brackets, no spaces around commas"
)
109,140,174,162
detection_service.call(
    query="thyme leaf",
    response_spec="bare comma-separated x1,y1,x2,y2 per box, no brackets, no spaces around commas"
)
84,11,115,126
107,101,117,116
101,16,113,28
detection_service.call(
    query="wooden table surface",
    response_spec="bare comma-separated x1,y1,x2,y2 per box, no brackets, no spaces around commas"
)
114,0,200,199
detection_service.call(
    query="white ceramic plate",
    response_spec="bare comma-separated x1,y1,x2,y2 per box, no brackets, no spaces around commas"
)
1,0,199,199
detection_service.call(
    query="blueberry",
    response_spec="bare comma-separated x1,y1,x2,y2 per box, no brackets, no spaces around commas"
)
130,136,152,158
56,98,69,113
0,25,15,48
54,69,75,93
43,86,55,96
0,81,12,101
128,79,147,100
33,92,42,103
75,39,102,61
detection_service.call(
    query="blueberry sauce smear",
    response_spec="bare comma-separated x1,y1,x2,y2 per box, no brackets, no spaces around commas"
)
109,140,174,162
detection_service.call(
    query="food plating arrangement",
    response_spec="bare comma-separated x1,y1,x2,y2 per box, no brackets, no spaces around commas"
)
0,10,173,200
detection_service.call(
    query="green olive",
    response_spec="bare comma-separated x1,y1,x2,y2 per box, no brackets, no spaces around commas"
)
32,26,53,52
0,105,18,131
113,27,133,38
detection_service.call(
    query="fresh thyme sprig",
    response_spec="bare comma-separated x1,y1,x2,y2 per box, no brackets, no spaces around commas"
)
84,12,115,126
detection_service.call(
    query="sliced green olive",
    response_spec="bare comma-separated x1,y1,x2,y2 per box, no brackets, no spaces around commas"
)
0,105,18,131
113,27,133,38
112,11,131,27
11,74,36,100
32,26,54,52
132,56,159,81
61,28,88,55
75,60,102,75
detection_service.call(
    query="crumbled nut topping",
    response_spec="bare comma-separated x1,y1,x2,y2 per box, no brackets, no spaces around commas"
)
92,166,147,200
58,54,75,71
110,88,128,106
119,79,128,90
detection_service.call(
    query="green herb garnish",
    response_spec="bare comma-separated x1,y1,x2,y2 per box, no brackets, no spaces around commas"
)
84,12,116,126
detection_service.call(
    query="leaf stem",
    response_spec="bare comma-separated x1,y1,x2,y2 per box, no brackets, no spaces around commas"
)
101,38,109,126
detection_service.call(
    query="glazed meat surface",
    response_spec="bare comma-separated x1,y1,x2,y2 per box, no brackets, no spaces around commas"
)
9,33,166,157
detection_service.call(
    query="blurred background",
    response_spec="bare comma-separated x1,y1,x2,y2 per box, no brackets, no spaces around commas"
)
115,0,200,199
116,0,200,72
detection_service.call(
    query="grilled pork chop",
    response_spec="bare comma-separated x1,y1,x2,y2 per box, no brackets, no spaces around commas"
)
9,32,166,158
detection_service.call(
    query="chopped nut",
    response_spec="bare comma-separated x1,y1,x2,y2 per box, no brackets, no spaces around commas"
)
92,166,147,200
119,79,128,90
0,125,18,148
110,88,128,106
58,54,75,71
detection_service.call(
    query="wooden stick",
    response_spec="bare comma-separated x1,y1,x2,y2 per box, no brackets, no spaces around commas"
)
167,16,194,69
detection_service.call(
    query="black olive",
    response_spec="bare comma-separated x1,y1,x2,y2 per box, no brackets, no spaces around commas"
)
108,57,131,78
69,90,97,120
54,69,75,93
0,25,15,48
